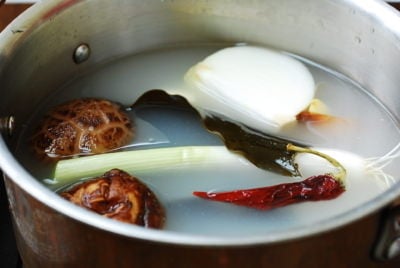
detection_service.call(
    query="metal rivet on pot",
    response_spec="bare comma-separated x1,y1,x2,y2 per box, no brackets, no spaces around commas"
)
387,237,400,260
0,116,15,137
73,43,90,64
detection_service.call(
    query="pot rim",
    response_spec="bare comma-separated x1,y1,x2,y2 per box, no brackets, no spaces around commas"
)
1,0,400,246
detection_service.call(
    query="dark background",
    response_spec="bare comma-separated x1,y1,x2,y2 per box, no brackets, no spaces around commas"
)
0,173,21,268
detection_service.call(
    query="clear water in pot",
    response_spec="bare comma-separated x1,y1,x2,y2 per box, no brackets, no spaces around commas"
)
14,45,400,237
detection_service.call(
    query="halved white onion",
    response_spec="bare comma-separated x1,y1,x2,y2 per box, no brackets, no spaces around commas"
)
183,46,316,132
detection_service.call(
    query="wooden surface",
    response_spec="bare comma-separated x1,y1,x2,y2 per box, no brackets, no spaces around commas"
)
0,3,31,31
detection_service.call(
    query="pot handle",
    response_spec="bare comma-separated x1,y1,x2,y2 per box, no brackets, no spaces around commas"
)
372,201,400,261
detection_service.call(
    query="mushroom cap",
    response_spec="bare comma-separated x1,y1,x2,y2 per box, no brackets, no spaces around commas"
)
61,169,165,228
31,98,133,159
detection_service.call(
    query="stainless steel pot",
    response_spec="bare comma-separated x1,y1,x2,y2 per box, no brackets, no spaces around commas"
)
1,0,400,267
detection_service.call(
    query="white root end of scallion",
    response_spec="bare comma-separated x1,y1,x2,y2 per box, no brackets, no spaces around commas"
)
287,144,347,185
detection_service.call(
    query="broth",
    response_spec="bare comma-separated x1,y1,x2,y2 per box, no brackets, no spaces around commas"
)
15,45,400,237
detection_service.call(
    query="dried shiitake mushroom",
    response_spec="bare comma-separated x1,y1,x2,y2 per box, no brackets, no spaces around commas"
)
31,98,133,159
61,169,165,229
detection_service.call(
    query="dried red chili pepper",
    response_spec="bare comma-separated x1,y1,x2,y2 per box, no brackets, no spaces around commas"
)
194,143,347,210
193,174,345,210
